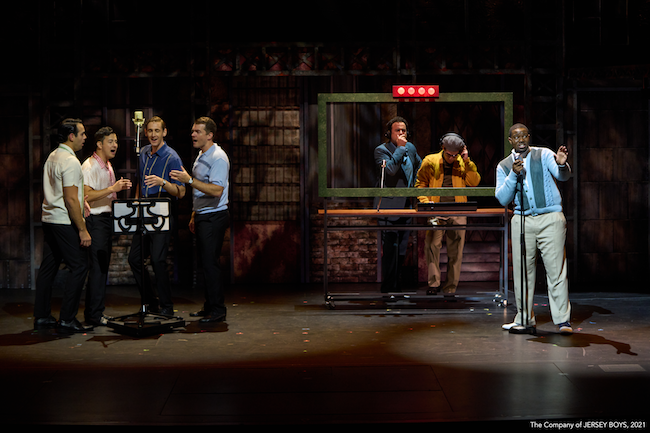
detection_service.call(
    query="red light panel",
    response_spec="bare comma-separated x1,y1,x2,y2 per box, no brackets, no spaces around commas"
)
392,85,440,99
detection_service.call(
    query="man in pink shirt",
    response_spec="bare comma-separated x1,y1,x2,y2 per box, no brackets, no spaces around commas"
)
82,126,131,326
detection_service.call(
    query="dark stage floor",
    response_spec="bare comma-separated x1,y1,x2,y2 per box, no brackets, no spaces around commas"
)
1,282,649,428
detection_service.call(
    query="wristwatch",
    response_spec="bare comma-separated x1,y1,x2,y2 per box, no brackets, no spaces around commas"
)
189,177,194,185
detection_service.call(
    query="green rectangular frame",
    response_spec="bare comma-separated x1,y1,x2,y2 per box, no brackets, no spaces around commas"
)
317,92,513,198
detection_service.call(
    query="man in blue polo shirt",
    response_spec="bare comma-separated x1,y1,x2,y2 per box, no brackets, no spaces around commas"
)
171,116,229,323
128,116,185,315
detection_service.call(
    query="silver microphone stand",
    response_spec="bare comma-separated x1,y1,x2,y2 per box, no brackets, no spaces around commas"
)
511,155,535,334
376,159,386,211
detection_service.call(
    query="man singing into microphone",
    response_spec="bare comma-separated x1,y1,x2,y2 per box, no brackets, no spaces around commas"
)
374,116,422,293
495,123,572,335
128,116,185,316
82,126,132,326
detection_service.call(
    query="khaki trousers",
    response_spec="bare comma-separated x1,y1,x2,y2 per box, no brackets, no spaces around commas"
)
425,216,466,293
511,212,571,326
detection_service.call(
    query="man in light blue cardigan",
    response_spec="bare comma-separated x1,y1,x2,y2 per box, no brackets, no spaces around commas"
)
496,123,573,335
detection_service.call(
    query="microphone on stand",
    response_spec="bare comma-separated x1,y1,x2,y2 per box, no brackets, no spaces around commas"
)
132,111,145,156
377,160,387,211
514,152,524,179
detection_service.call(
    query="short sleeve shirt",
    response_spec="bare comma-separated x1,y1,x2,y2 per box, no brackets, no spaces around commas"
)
41,144,85,225
192,143,230,214
82,153,116,214
138,142,184,198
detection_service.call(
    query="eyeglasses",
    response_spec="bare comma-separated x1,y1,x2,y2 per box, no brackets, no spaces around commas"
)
443,151,458,158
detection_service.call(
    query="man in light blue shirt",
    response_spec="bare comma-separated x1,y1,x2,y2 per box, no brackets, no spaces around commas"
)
496,123,573,335
171,116,230,323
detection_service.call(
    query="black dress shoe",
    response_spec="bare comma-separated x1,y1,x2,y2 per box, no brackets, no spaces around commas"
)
158,307,175,316
145,303,161,313
508,324,536,335
199,312,226,323
58,319,94,333
190,310,207,317
34,316,58,330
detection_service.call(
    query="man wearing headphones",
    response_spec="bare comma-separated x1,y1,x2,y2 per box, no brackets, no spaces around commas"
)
415,132,481,296
374,116,422,293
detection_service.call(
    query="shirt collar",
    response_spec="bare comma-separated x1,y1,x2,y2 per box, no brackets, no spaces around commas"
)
92,152,112,170
146,142,169,157
511,148,531,159
199,143,216,158
58,143,76,156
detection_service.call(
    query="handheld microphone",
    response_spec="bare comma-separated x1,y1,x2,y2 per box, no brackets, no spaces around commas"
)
514,152,524,179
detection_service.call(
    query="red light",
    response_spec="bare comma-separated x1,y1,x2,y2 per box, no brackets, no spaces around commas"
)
392,85,439,100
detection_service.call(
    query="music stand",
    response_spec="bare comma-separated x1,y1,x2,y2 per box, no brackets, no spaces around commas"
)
107,198,186,337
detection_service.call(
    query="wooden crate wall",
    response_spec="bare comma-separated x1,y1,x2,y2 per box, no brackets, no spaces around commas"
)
576,90,649,286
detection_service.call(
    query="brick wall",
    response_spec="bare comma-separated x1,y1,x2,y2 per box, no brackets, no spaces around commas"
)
107,235,136,285
309,208,379,283
106,234,186,286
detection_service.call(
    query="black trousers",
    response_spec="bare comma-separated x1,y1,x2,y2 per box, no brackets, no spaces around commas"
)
195,210,230,315
84,213,112,321
379,216,412,293
34,223,89,322
128,217,175,310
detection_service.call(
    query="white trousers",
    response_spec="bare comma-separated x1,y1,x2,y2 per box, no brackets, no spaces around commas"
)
510,212,571,326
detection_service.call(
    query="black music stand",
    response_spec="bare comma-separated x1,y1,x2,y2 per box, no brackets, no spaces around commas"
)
107,198,186,337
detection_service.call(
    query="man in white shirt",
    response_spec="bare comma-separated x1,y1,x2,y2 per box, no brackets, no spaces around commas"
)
82,126,132,326
34,118,93,333
171,117,230,323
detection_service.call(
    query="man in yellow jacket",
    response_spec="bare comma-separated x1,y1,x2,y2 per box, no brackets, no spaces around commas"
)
415,133,481,295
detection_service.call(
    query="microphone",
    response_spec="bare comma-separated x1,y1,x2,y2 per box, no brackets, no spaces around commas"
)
377,160,387,211
132,111,145,156
514,152,524,179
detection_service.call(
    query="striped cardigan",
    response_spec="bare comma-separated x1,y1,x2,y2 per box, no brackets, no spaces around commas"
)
495,146,571,216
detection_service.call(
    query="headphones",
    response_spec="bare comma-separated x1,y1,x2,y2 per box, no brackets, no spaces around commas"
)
439,132,466,148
